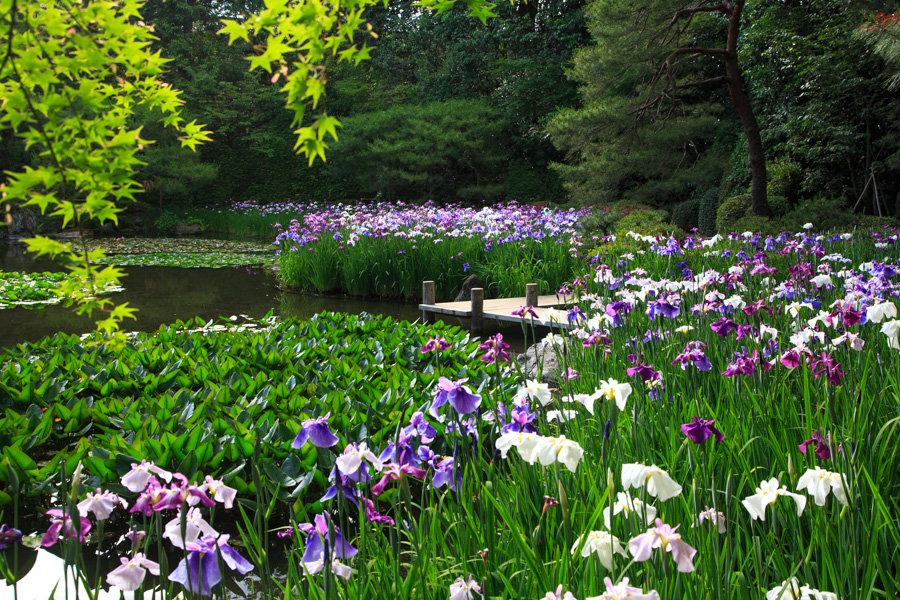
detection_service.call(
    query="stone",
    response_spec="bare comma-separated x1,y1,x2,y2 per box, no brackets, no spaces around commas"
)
4,203,37,238
517,342,564,384
175,223,202,235
454,274,483,302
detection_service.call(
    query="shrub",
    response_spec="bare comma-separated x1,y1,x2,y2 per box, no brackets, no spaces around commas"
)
731,215,782,236
153,210,180,235
698,190,719,236
671,198,700,232
614,208,675,237
717,194,787,233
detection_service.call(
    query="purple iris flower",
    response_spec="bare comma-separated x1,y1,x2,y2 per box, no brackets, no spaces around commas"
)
671,341,712,372
500,405,538,434
710,317,738,337
41,509,91,547
169,534,252,597
420,336,450,354
478,334,511,363
0,524,22,550
431,457,461,491
799,431,835,460
402,411,437,444
379,432,420,466
605,301,632,328
511,305,539,319
681,417,725,445
371,463,428,496
298,514,358,565
152,473,216,512
361,497,394,525
292,413,339,449
322,468,359,506
646,299,680,320
626,362,660,381
430,377,482,416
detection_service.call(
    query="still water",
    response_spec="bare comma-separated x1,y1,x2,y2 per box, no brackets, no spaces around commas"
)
1,242,525,351
0,241,423,350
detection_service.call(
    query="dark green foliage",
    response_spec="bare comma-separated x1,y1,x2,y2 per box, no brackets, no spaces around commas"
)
741,0,900,210
671,198,700,232
717,194,788,233
547,0,731,207
153,211,180,236
614,208,674,237
325,100,508,201
0,313,506,498
731,215,780,236
698,190,719,236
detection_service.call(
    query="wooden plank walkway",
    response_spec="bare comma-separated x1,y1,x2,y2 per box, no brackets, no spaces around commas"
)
419,281,573,333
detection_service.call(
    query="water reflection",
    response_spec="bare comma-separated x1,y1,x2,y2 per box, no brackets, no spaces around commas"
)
1,241,529,352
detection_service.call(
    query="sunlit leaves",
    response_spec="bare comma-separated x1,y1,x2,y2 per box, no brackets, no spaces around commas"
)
0,0,211,335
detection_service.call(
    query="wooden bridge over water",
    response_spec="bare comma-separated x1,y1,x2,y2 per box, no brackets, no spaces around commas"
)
419,281,573,334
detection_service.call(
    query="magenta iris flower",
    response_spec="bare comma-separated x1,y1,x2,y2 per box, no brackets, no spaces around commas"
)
626,362,660,381
371,463,428,496
478,334,511,363
41,509,91,547
511,305,539,318
799,430,835,460
420,336,450,354
152,473,216,511
430,377,482,416
292,413,339,449
681,417,725,445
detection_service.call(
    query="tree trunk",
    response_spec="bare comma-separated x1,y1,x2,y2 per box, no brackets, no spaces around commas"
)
725,1,769,216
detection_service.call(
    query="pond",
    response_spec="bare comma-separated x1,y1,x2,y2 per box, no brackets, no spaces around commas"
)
0,241,422,350
0,241,528,351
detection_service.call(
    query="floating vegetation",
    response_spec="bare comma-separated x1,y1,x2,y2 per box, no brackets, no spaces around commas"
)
68,238,276,268
0,271,123,309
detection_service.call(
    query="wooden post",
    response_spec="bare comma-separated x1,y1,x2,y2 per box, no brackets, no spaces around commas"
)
422,280,435,324
471,287,484,335
525,283,538,307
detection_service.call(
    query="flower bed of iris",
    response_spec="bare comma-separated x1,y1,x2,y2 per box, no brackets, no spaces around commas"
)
1,225,899,599
271,200,590,299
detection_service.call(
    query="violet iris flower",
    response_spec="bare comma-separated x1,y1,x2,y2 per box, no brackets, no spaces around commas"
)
292,413,339,449
646,299,680,320
321,467,359,506
403,411,438,444
710,317,738,337
430,377,482,416
500,405,538,434
681,417,725,445
0,524,22,550
431,457,460,491
41,509,91,547
379,432,420,466
169,534,252,597
298,514,358,565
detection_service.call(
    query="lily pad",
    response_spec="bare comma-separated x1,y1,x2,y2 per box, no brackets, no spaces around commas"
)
0,271,123,310
68,238,276,268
